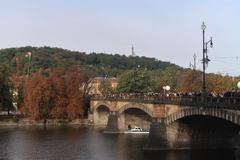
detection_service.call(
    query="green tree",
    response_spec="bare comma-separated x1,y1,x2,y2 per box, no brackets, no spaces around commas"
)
117,69,154,93
153,66,182,92
0,65,13,114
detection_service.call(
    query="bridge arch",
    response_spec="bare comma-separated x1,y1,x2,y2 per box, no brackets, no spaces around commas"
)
118,103,152,131
93,102,111,127
94,102,111,112
165,107,240,125
118,103,153,117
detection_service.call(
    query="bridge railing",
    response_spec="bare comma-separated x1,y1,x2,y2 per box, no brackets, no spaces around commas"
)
90,94,240,109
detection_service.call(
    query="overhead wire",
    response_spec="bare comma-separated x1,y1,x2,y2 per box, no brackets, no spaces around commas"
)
205,56,240,75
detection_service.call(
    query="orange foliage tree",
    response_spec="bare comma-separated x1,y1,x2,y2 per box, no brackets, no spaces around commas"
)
20,66,86,120
206,74,235,93
179,70,235,94
21,74,54,119
65,67,85,120
179,69,202,93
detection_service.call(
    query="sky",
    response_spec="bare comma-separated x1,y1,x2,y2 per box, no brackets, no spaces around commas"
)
0,0,240,76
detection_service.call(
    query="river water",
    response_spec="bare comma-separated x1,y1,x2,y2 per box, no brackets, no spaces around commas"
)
0,127,239,160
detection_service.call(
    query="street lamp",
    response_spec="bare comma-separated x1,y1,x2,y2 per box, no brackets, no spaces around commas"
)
163,85,170,96
201,22,213,97
237,81,240,90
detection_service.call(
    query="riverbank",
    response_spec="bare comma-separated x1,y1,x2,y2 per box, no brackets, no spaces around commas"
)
0,118,90,127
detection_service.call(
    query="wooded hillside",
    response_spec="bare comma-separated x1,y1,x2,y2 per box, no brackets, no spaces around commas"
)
0,46,182,77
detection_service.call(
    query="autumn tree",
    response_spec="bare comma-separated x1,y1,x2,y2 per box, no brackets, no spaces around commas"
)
206,74,234,93
65,66,85,120
21,74,53,119
48,68,68,119
20,66,86,120
179,69,202,93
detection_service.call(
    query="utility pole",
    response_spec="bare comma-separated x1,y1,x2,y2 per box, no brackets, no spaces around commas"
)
131,44,135,57
190,54,196,70
132,45,136,94
193,53,196,71
193,54,196,92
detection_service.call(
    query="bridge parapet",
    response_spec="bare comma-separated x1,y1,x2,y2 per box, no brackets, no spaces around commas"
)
90,95,240,110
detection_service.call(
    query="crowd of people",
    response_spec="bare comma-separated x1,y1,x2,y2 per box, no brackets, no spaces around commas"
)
90,91,240,99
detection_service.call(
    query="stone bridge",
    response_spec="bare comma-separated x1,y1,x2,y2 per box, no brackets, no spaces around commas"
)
89,95,240,149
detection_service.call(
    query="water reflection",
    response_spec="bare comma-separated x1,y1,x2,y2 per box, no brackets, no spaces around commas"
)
0,127,238,160
144,150,236,160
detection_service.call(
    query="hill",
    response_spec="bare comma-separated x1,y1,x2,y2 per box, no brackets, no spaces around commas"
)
0,46,183,77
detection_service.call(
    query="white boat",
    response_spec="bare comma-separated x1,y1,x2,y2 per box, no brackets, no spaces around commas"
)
124,127,149,134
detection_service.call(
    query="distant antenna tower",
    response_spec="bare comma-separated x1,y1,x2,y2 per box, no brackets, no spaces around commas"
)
131,45,136,57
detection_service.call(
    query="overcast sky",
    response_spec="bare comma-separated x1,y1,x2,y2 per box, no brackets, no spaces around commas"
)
0,0,240,76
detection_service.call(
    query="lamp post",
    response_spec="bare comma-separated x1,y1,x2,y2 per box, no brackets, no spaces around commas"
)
201,22,213,97
25,52,32,76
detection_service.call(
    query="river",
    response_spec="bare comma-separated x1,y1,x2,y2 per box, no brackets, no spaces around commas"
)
0,127,239,160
